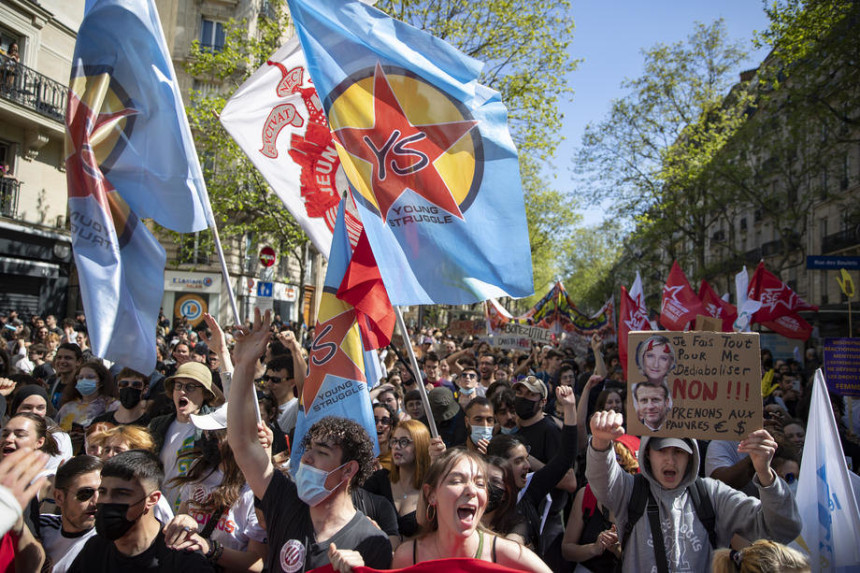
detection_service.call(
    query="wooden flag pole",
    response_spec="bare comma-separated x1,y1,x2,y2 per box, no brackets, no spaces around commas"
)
394,306,439,438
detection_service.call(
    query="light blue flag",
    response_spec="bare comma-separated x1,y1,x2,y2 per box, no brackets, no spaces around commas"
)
290,199,379,472
66,0,213,373
287,0,534,305
75,0,212,232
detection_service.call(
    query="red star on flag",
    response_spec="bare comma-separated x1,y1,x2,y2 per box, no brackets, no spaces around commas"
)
333,63,478,223
66,79,138,208
302,300,366,407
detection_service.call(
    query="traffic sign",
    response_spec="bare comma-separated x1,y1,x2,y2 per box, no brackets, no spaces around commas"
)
259,246,276,267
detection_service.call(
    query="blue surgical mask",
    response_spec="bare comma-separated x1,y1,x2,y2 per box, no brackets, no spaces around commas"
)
294,462,347,507
500,425,518,435
76,378,98,396
459,386,476,396
470,425,494,444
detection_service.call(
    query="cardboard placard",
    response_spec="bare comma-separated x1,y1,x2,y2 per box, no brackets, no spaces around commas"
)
694,314,723,332
626,331,762,440
823,338,860,397
448,319,486,337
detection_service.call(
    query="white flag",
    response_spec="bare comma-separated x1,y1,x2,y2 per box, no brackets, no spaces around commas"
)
220,36,361,257
733,265,761,332
793,369,860,571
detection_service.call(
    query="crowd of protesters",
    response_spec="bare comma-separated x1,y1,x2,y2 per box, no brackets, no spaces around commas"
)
1,305,855,572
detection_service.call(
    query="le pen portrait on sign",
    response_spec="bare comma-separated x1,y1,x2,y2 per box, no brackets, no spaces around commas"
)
626,331,763,440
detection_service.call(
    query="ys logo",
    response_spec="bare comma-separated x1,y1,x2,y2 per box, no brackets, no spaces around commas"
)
327,63,483,227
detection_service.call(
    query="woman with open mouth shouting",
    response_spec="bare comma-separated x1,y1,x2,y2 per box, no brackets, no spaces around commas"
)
394,448,550,571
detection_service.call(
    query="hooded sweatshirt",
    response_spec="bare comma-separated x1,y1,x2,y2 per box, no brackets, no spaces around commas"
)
586,435,801,572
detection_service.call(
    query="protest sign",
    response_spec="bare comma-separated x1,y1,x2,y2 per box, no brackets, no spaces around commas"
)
501,322,554,344
823,338,860,397
626,331,762,440
479,334,531,351
448,319,487,337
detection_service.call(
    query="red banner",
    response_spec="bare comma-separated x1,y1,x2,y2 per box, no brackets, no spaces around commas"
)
659,261,705,331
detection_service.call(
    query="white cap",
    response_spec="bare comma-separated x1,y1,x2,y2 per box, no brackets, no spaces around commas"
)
190,402,228,430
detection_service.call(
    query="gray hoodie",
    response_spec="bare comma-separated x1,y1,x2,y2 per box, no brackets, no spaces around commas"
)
586,436,802,572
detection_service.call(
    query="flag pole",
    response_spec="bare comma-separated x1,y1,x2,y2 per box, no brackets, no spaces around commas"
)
394,306,438,438
207,215,262,423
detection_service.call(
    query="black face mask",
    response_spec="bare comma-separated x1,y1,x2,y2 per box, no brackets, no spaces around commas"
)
118,387,143,409
514,396,539,419
95,502,139,540
486,483,505,513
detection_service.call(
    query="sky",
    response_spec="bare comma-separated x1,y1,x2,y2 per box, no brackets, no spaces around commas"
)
556,0,773,226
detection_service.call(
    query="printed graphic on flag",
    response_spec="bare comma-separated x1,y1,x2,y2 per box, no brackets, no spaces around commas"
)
329,63,482,225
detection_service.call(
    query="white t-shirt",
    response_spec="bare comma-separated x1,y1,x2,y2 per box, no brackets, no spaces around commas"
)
46,430,74,473
159,419,197,511
277,398,298,435
39,514,97,573
179,468,266,551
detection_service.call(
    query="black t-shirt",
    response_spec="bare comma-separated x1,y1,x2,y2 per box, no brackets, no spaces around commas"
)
68,530,213,573
262,470,392,572
517,416,561,464
351,488,399,538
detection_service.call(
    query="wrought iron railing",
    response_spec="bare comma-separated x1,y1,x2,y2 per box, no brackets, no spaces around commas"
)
0,52,67,122
822,227,860,254
0,177,20,218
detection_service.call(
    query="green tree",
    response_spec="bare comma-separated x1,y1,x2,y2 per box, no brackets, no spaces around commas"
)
559,219,623,311
756,0,859,134
576,20,753,273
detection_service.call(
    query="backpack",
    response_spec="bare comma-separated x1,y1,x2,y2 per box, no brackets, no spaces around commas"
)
618,473,717,573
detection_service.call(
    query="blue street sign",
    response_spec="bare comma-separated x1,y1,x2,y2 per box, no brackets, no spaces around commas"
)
257,281,273,297
806,256,860,270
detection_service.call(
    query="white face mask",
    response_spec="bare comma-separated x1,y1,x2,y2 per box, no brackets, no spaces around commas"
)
470,425,493,444
294,462,347,507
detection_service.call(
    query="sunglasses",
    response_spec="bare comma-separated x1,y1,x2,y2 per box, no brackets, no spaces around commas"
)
117,380,145,389
461,372,478,379
73,487,96,502
388,437,413,449
263,374,289,384
374,416,392,426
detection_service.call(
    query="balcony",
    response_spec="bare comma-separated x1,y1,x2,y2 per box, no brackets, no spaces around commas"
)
0,177,20,218
0,53,67,123
822,226,860,254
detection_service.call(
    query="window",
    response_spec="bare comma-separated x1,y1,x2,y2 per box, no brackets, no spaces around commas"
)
199,19,225,53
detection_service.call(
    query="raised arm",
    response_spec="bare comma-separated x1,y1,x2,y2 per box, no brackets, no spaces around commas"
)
524,386,578,504
226,309,275,500
591,333,607,379
577,374,602,452
277,329,307,398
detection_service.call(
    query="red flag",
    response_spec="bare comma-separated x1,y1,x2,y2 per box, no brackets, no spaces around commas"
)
760,313,814,340
698,280,738,332
659,261,705,330
748,261,818,322
337,230,395,350
619,285,650,379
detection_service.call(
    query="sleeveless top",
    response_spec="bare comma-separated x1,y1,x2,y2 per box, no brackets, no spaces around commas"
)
413,530,497,564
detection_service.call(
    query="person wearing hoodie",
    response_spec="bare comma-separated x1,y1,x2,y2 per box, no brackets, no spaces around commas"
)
586,410,801,572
